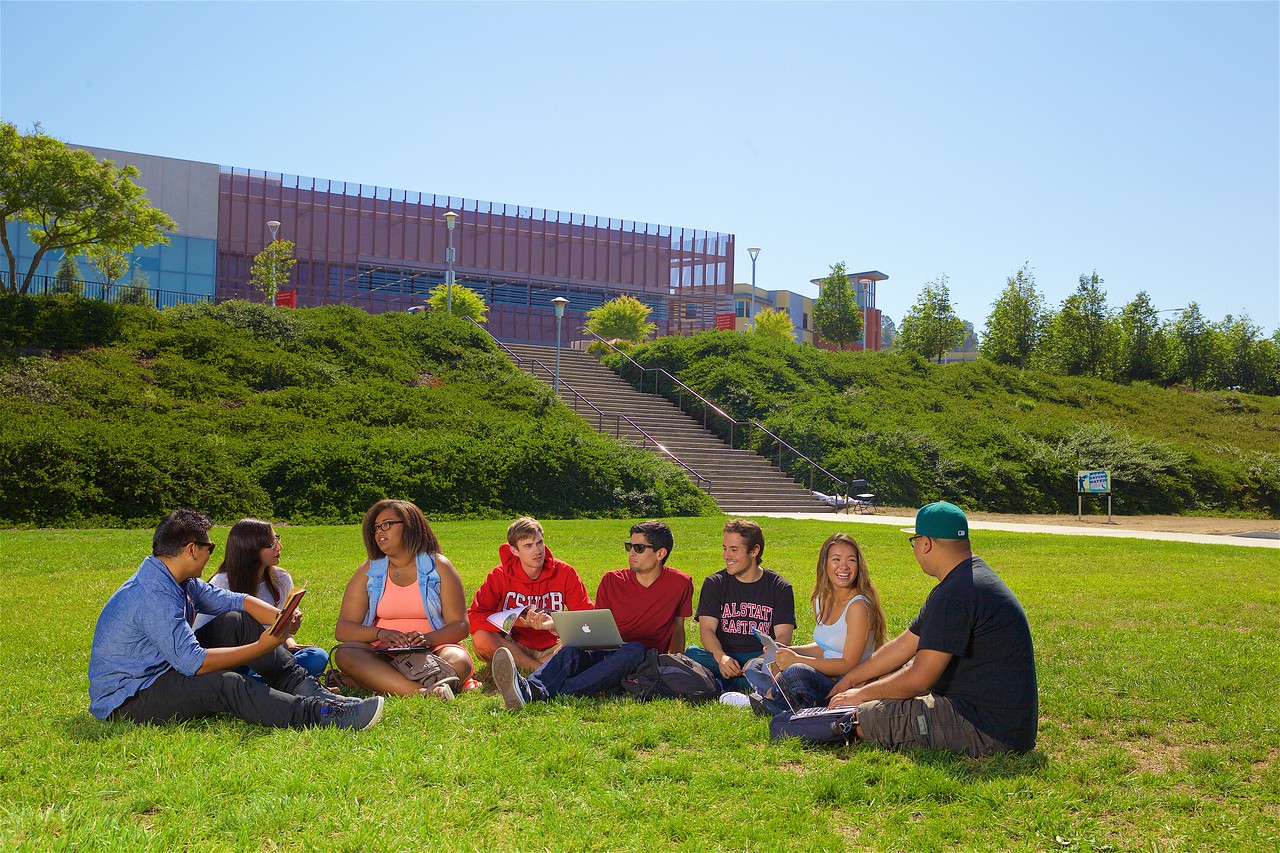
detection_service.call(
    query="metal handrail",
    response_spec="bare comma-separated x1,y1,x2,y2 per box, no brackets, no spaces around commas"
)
584,330,847,496
465,319,711,487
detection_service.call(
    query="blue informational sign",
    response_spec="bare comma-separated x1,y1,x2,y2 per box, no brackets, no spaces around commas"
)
1077,470,1111,494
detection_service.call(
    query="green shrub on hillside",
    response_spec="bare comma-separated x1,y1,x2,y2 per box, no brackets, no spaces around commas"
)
612,332,1280,516
0,296,717,527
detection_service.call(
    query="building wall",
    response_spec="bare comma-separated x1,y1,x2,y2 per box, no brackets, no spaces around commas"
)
733,284,815,344
216,169,734,344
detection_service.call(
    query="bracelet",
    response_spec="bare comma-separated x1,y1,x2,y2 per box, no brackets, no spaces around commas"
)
375,627,384,643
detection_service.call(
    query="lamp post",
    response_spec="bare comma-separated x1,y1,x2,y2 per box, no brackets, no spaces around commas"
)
443,211,458,314
551,296,569,394
266,220,281,306
859,278,871,349
747,247,761,321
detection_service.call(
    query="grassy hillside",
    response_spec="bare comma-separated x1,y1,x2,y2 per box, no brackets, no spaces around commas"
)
0,296,717,527
611,333,1280,516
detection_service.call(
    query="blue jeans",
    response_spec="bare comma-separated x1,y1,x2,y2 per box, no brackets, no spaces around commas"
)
685,647,758,694
743,659,837,715
526,642,646,701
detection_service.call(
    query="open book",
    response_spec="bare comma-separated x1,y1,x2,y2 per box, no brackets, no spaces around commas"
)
267,585,306,637
487,605,531,635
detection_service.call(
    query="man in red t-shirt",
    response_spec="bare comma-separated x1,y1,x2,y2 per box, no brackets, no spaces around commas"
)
493,520,693,709
468,517,593,673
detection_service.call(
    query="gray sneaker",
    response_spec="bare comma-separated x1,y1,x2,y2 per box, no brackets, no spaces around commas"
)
319,695,384,730
492,647,525,710
294,676,360,706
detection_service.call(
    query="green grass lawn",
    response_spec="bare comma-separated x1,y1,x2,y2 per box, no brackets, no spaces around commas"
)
1,517,1276,851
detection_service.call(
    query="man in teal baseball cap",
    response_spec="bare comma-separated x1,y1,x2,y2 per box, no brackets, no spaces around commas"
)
827,500,1038,757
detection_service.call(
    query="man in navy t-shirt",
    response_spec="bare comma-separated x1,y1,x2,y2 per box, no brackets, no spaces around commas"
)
829,502,1037,756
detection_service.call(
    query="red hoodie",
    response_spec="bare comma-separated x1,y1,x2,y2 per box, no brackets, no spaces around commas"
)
467,543,594,650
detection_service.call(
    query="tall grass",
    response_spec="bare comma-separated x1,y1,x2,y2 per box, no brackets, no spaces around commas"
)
1,517,1276,851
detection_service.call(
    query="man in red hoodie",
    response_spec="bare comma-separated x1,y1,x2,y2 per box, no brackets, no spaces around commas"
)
468,517,593,672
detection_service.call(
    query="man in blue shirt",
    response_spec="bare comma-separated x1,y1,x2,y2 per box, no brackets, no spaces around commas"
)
89,508,383,730
828,501,1037,756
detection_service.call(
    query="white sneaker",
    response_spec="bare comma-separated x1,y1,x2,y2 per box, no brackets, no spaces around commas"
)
719,691,752,707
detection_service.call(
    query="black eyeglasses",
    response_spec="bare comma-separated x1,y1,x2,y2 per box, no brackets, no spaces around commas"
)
372,520,405,533
190,541,217,554
908,534,925,547
623,542,656,553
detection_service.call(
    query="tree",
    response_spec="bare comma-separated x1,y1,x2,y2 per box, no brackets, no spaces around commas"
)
812,262,863,350
84,245,129,301
1115,291,1168,383
1212,314,1265,392
750,306,794,343
116,267,154,307
53,252,83,296
980,263,1047,368
1169,302,1216,390
1041,271,1116,377
426,282,488,322
896,275,966,363
0,122,175,293
248,238,297,304
584,294,656,344
880,315,897,351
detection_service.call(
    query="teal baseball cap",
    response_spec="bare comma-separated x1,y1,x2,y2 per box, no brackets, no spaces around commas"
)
901,501,969,539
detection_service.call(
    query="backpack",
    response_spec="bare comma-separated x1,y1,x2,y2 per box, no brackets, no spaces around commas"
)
768,707,859,745
622,650,720,704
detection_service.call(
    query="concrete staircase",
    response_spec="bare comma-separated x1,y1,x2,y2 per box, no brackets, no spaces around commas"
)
502,343,834,514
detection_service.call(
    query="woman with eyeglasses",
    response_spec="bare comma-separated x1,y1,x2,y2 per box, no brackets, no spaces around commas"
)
333,499,474,699
743,532,887,715
194,518,328,678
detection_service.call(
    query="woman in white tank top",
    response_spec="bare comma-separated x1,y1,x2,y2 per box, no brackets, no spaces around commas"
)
744,532,887,713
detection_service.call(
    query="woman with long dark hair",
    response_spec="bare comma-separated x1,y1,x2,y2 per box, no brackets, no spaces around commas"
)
332,499,474,699
196,518,328,677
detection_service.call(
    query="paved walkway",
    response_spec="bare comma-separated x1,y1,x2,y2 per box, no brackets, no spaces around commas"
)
753,511,1280,549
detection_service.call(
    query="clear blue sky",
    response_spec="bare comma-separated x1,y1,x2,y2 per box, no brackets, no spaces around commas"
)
3,1,1277,335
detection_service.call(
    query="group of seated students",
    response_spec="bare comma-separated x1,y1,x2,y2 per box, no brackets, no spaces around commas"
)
89,498,1037,756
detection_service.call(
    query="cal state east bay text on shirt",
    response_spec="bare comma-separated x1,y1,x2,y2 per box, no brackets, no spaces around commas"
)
502,591,566,612
719,601,774,638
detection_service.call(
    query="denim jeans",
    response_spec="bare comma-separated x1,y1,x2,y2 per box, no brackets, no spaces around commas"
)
743,659,837,715
684,647,758,694
526,642,646,700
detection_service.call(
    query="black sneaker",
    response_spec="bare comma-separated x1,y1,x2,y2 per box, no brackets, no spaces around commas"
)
492,647,525,710
319,695,384,730
294,676,360,706
748,692,772,718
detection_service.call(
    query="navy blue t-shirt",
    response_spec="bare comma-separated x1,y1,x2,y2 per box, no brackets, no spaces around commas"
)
910,556,1038,751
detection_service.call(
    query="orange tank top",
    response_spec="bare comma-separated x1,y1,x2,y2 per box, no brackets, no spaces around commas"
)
374,576,432,634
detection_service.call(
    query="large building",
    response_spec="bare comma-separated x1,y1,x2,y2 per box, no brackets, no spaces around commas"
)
15,146,736,346
732,270,888,349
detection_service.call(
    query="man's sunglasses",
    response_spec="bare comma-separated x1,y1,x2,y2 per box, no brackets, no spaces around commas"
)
623,542,657,553
190,541,217,554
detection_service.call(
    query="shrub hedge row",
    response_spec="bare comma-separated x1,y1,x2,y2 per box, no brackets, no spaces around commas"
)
0,295,717,527
611,332,1280,516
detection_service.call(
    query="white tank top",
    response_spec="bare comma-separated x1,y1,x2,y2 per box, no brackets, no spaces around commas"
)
812,594,874,663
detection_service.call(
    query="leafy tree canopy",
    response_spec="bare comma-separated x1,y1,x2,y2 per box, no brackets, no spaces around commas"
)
980,263,1047,368
896,275,966,363
584,294,656,344
249,239,297,303
750,306,794,343
0,122,175,293
427,282,488,322
812,261,863,349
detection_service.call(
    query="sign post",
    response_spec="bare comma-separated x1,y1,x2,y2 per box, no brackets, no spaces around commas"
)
1076,469,1112,522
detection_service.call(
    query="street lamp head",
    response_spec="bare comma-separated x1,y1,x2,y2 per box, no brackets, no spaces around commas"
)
551,296,570,318
443,210,458,231
747,247,761,262
267,220,281,241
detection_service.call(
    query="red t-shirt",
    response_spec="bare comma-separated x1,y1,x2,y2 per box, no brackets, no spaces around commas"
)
595,566,694,653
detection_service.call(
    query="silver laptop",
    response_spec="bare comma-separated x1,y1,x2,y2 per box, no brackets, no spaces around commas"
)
551,608,624,651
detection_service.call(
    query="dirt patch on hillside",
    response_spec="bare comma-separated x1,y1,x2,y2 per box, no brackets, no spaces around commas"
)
879,507,1279,536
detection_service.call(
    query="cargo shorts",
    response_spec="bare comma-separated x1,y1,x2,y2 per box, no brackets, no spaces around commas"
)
857,693,1008,757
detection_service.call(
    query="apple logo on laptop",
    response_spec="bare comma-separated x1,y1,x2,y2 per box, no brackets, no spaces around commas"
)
581,625,592,634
